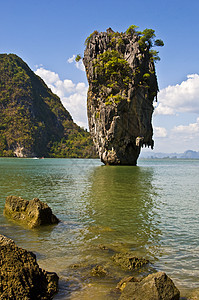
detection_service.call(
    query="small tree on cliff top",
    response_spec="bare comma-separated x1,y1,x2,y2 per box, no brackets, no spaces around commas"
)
126,25,164,61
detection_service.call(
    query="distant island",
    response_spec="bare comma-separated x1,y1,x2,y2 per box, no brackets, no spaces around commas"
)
0,54,96,158
140,149,199,159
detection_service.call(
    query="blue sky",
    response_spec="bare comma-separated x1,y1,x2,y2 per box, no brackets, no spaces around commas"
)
1,0,199,153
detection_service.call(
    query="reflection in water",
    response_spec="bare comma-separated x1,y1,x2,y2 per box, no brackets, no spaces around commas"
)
0,159,162,299
83,165,161,259
1,158,199,298
67,165,162,299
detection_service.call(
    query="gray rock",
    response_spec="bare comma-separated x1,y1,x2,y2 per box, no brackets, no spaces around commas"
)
119,271,180,300
0,234,58,299
83,28,158,165
4,196,60,228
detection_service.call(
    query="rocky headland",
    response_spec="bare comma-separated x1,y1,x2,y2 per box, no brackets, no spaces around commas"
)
83,26,163,165
0,54,95,158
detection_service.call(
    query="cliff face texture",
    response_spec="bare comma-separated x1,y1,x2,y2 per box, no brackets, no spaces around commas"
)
83,28,159,165
0,234,58,299
0,54,71,157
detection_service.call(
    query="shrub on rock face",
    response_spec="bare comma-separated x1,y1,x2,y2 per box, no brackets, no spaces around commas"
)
119,271,180,300
4,195,60,228
0,234,59,299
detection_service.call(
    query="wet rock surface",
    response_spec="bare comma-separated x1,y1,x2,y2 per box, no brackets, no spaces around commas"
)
112,252,149,270
116,276,139,291
83,28,158,165
4,196,60,228
91,265,108,277
0,234,58,299
119,271,180,300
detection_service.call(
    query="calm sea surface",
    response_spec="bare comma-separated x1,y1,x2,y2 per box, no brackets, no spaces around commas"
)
0,158,199,299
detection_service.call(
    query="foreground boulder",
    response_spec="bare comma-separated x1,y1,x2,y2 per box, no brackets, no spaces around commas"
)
0,234,58,299
83,27,162,165
4,196,60,228
119,271,180,300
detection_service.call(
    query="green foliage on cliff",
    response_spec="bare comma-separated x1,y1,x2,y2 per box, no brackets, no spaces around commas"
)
92,50,132,103
85,30,99,46
125,25,164,61
83,25,163,105
126,25,139,35
75,54,82,62
93,50,131,88
49,121,95,158
0,54,96,158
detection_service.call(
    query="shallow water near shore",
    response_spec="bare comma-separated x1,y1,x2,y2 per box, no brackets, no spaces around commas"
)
0,157,199,298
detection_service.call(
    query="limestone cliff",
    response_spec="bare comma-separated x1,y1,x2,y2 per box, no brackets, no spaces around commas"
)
83,27,161,165
0,54,95,158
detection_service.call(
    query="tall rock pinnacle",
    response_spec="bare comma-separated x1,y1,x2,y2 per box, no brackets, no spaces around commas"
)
83,26,162,165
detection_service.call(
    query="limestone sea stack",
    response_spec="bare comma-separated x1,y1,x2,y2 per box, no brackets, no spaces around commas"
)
83,26,162,165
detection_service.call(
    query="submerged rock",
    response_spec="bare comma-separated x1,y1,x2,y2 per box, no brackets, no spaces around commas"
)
186,289,199,299
119,271,180,300
91,265,108,277
83,27,160,165
112,252,149,270
4,196,60,228
0,234,58,299
116,276,139,291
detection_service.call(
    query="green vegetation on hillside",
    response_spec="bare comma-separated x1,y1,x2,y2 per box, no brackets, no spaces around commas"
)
0,54,96,158
49,121,95,158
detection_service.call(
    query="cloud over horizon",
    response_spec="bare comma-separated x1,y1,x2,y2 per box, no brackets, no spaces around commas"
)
156,74,199,115
154,126,167,138
35,67,199,152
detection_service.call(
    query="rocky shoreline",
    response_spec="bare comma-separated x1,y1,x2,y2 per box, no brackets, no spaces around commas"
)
0,233,181,300
1,196,199,299
0,234,58,299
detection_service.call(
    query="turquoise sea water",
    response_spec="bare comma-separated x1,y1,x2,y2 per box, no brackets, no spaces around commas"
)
0,158,199,299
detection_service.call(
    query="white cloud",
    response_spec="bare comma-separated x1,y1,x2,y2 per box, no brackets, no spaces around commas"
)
151,118,199,153
75,60,85,71
166,118,199,151
67,54,85,72
172,117,199,136
35,68,59,84
155,74,199,115
67,55,76,63
35,67,88,128
154,126,167,138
